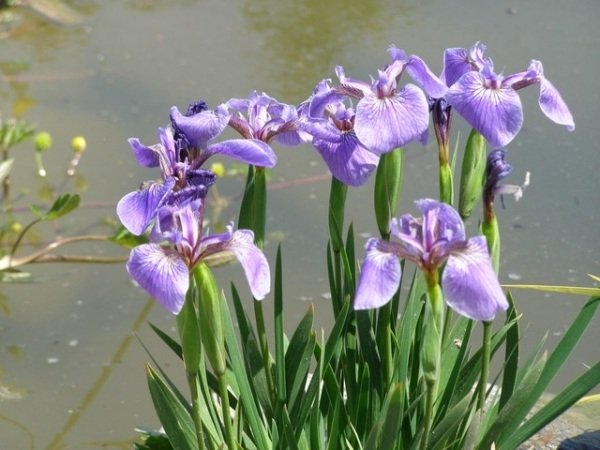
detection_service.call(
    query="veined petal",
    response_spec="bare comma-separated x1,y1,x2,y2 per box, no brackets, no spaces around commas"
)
207,138,277,167
415,199,466,243
442,236,508,321
127,244,189,314
354,84,430,154
226,229,271,300
116,178,175,235
539,77,575,131
313,132,379,186
354,238,402,310
170,104,231,149
406,54,448,98
440,47,470,87
446,71,523,148
128,138,160,168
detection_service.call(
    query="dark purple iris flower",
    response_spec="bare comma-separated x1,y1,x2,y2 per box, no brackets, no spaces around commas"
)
299,79,379,186
443,42,574,148
354,199,508,321
126,200,270,314
332,46,447,155
484,148,530,210
117,103,277,236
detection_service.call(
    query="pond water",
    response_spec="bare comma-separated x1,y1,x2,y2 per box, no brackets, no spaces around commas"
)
1,0,598,448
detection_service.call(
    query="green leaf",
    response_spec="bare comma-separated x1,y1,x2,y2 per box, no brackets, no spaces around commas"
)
364,384,403,450
491,295,600,448
501,360,600,449
499,292,519,410
502,283,600,296
146,364,198,450
31,194,80,220
286,305,315,412
222,295,271,449
148,322,183,359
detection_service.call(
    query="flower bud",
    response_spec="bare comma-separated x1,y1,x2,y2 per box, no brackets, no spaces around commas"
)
34,132,52,152
71,136,87,153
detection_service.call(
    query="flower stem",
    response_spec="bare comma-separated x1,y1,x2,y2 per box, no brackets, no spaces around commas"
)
187,372,206,450
217,371,236,449
477,320,493,410
420,276,444,450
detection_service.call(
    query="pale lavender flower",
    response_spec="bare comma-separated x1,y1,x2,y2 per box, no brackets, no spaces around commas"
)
354,199,508,321
226,91,307,147
333,46,447,155
126,201,270,314
445,49,574,148
299,79,379,186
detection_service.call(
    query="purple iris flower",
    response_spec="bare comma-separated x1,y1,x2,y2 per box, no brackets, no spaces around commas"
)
299,79,379,186
444,43,574,148
126,200,270,314
226,91,307,147
332,46,447,155
354,199,508,321
117,102,277,236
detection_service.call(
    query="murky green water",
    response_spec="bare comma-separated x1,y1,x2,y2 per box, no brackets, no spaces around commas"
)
1,1,598,448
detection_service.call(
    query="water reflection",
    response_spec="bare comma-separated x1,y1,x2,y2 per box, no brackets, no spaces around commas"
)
241,0,422,100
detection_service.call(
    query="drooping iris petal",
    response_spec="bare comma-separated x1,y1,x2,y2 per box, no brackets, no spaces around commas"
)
538,77,575,131
442,236,508,321
126,243,190,314
116,177,176,235
226,230,271,300
312,130,378,186
446,71,523,148
170,104,231,149
405,54,448,98
354,238,402,310
354,83,430,154
128,138,160,168
208,139,277,168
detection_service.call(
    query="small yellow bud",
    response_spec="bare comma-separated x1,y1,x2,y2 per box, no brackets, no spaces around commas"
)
71,136,87,153
210,162,225,178
34,132,52,152
10,221,23,232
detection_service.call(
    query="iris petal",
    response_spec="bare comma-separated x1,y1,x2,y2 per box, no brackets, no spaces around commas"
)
442,236,508,321
170,104,231,149
208,139,277,168
354,238,402,310
539,77,575,131
446,71,523,148
126,244,189,314
354,83,430,154
226,230,271,300
313,131,378,186
128,138,160,168
116,178,175,235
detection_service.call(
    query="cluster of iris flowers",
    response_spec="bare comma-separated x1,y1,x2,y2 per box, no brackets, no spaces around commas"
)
117,42,573,322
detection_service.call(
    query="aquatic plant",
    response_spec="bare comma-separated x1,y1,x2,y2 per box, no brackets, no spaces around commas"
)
106,42,597,450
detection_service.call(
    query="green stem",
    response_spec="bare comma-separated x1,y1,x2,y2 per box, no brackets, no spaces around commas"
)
188,372,206,450
217,371,236,449
420,276,444,450
477,321,493,410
